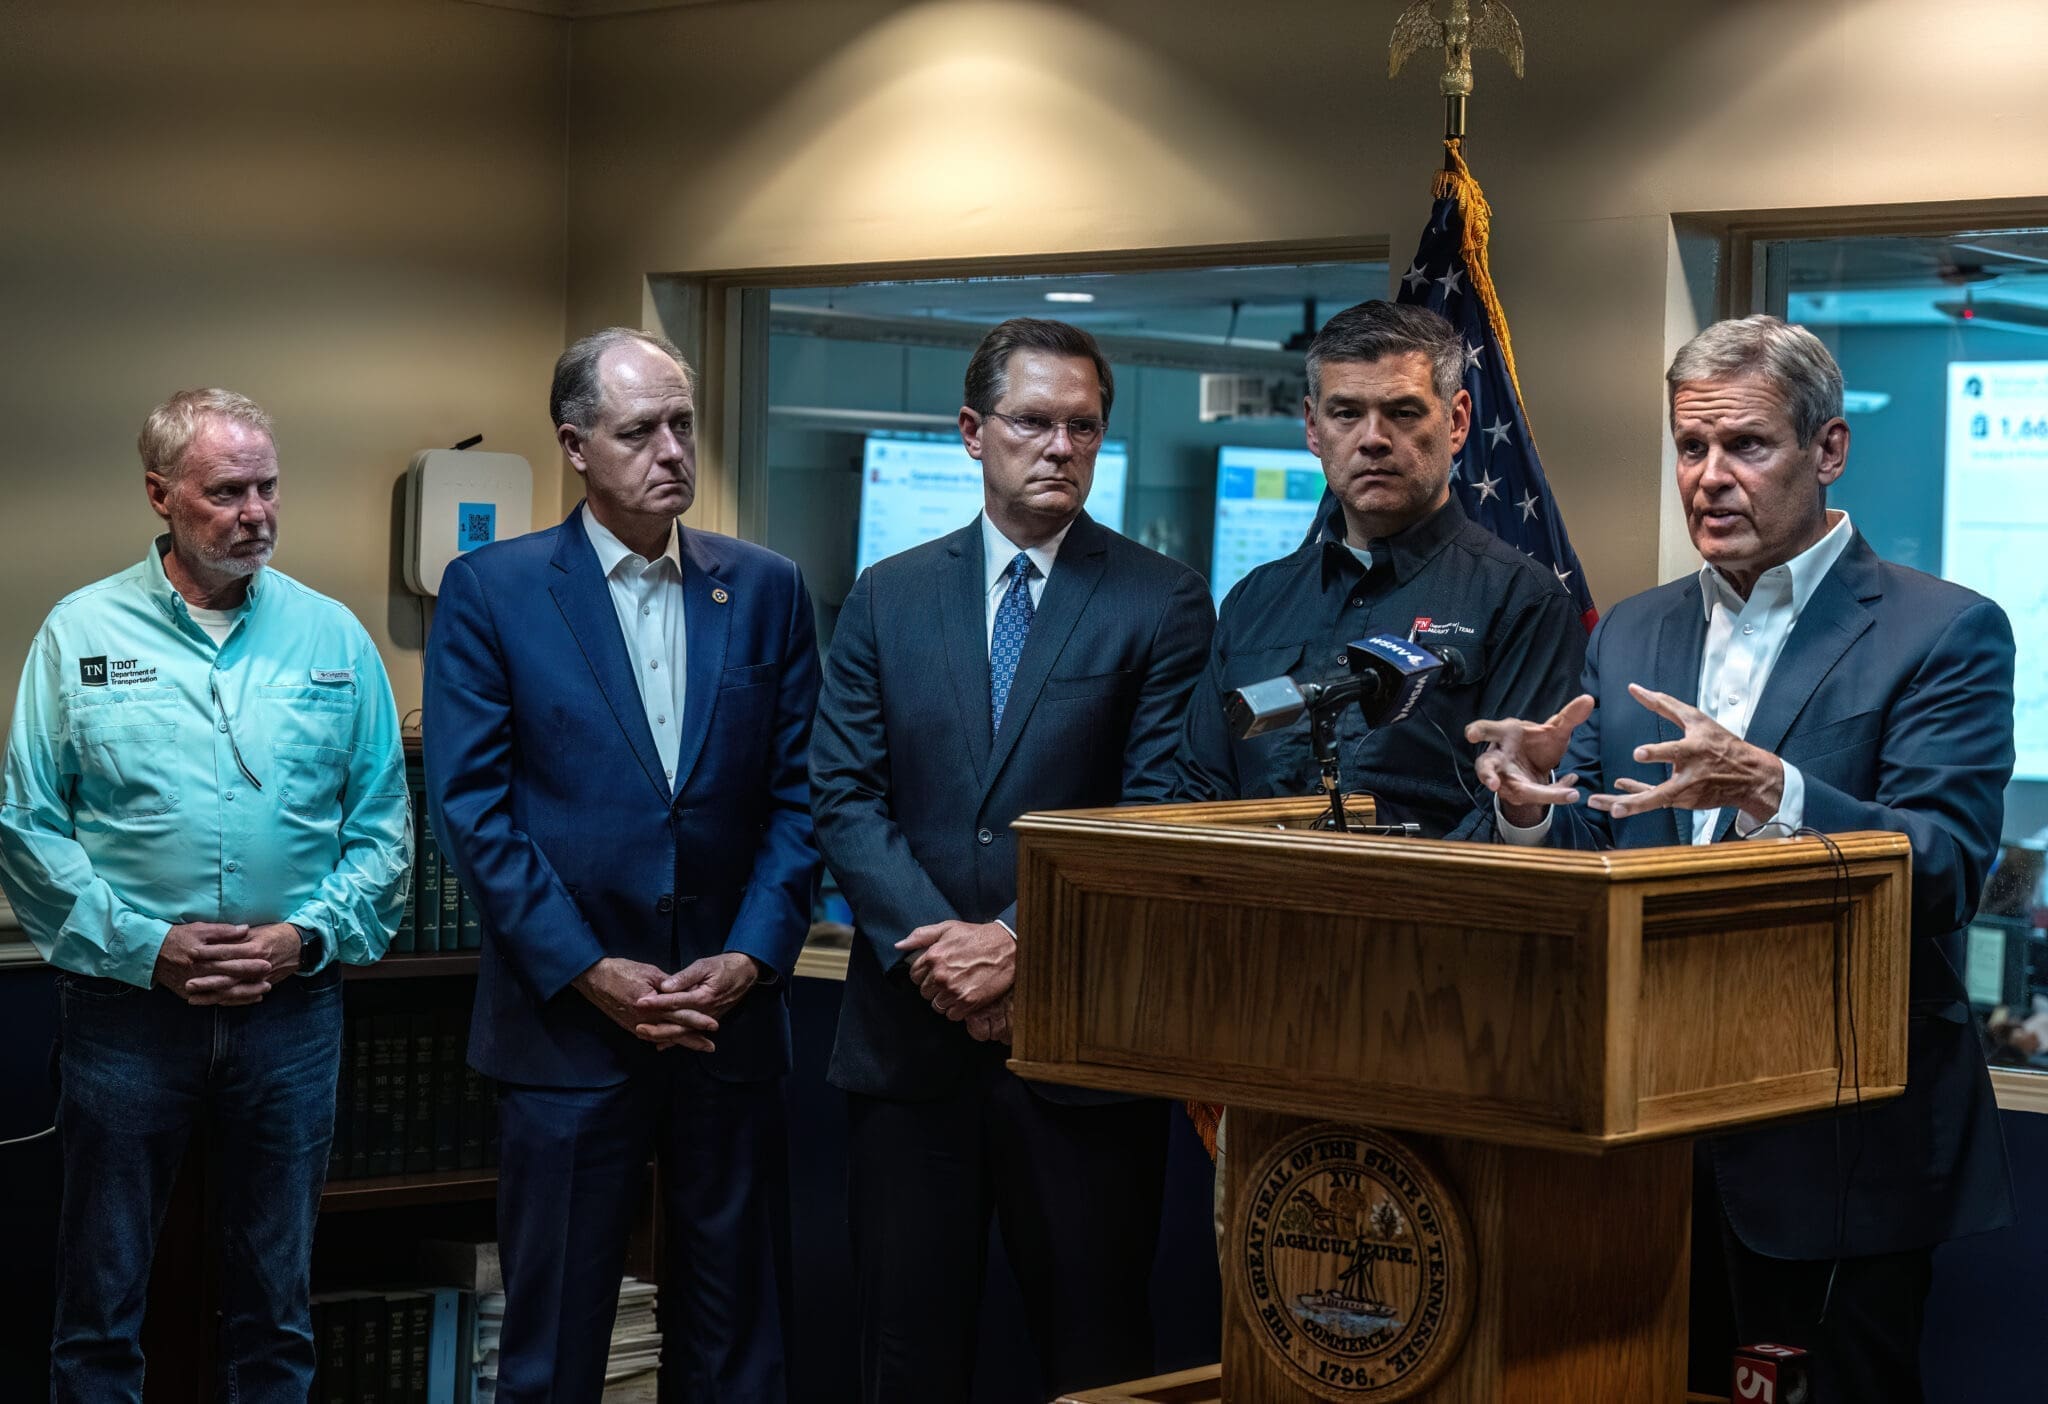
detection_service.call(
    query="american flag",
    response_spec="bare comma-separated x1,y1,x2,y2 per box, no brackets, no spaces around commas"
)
1308,145,1597,629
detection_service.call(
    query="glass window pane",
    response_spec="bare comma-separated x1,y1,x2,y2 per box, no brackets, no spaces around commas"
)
741,259,1386,934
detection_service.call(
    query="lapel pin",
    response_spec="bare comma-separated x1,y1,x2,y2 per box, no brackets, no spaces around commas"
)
711,587,730,604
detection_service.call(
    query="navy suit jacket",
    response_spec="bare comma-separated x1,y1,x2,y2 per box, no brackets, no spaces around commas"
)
812,512,1215,1102
1457,531,2016,1258
423,504,821,1089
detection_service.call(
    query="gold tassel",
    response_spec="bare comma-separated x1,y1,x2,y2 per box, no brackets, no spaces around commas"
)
1433,138,1533,435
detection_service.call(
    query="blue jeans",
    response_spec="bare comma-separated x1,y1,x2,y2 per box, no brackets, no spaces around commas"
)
50,966,343,1404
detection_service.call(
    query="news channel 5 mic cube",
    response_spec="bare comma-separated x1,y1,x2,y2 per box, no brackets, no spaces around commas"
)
1732,1343,1811,1404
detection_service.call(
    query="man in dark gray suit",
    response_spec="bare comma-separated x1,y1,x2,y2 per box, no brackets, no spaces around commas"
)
811,318,1215,1401
1461,315,2015,1402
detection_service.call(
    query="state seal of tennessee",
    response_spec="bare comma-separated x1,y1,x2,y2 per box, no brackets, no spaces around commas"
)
1236,1124,1473,1400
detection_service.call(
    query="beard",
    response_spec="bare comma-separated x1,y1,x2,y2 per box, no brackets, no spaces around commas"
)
194,532,275,577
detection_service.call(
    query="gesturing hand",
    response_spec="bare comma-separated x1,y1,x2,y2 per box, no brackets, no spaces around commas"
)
634,953,762,1050
157,922,272,1006
895,920,1015,1019
1586,684,1784,823
1465,693,1596,827
573,957,719,1053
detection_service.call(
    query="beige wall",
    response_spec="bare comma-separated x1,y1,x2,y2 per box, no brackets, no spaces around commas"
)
7,0,2047,725
562,0,2048,608
0,0,569,721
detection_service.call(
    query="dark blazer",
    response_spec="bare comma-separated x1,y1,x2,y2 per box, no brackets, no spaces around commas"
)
423,504,820,1089
1458,531,2016,1258
812,512,1215,1102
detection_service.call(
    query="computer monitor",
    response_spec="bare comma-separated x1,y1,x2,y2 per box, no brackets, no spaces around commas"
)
1209,445,1327,605
1945,361,2048,779
855,433,1129,576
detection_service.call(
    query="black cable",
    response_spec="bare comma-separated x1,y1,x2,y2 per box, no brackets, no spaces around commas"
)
1796,824,1862,1325
1421,711,1479,809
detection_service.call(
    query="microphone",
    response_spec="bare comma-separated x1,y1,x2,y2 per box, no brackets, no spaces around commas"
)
1225,635,1467,740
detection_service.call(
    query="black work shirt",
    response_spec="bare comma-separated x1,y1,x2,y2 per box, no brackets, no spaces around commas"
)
1173,496,1587,836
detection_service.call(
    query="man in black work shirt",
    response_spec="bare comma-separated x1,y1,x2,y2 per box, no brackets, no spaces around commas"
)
1175,300,1584,833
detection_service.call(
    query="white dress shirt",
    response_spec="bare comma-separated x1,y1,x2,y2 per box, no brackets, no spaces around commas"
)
584,511,688,791
1500,510,1853,846
978,510,1068,942
980,512,1069,653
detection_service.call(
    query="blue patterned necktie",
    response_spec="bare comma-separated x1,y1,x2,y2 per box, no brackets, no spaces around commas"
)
990,551,1037,736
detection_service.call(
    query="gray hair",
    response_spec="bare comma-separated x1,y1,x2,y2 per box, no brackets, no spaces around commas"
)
551,328,692,433
1304,300,1464,405
1666,315,1843,446
137,388,275,481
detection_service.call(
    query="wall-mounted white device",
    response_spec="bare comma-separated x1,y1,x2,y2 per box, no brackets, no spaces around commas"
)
403,449,534,595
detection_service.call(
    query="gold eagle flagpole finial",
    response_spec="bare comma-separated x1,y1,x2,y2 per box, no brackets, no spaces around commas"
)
1389,0,1525,142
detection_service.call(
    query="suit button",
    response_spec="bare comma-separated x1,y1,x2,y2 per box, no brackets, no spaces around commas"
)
656,894,675,915
976,828,994,846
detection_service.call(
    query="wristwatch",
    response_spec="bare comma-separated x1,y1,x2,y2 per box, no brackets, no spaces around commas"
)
294,924,326,970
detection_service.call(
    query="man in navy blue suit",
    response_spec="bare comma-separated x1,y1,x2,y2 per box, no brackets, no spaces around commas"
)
424,328,819,1403
812,319,1215,1401
1460,316,2015,1402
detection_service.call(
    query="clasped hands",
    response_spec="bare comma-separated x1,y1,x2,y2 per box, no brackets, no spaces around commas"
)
1466,683,1785,829
154,921,304,1005
896,920,1016,1044
575,952,762,1052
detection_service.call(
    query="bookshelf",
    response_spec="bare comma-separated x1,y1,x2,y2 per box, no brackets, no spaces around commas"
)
320,1168,500,1214
344,953,481,981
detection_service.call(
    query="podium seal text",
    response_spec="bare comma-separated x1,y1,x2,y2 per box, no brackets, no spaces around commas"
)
1236,1124,1473,1400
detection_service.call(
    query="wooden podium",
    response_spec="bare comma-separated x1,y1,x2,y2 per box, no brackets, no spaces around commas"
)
1008,798,1911,1404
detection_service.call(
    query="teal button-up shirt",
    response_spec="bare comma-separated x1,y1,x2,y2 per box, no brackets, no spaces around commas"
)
0,538,412,985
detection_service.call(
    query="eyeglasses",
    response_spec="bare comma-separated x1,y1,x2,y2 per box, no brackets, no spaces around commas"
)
984,410,1107,447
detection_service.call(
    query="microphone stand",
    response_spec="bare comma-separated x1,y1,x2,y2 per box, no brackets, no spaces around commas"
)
1308,693,1353,834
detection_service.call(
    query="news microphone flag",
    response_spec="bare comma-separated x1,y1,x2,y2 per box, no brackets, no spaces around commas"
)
1304,139,1598,631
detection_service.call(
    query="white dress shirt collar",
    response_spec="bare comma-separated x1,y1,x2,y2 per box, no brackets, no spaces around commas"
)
584,508,682,579
1698,510,1853,621
980,511,1070,596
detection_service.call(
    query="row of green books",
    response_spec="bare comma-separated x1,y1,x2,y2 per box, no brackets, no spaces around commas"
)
329,1002,499,1181
312,1286,483,1404
397,775,481,954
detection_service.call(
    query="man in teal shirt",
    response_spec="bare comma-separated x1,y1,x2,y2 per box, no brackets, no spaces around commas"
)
0,388,411,1402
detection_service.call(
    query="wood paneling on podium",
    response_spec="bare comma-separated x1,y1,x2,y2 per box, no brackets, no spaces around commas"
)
1012,799,1908,1152
1013,799,1910,1403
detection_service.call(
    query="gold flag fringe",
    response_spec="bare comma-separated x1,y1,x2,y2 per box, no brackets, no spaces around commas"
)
1434,138,1532,431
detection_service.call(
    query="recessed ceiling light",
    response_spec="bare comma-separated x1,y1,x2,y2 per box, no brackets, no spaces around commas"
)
1044,291,1096,304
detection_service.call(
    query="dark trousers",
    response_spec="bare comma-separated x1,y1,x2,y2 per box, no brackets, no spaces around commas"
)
1689,1144,1934,1404
50,967,343,1404
494,1056,791,1404
847,1066,1168,1403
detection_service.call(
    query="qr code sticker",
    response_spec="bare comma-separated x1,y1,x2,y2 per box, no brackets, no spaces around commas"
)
457,502,497,552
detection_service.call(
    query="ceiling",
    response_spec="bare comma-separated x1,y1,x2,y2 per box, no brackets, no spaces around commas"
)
1780,229,2048,329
